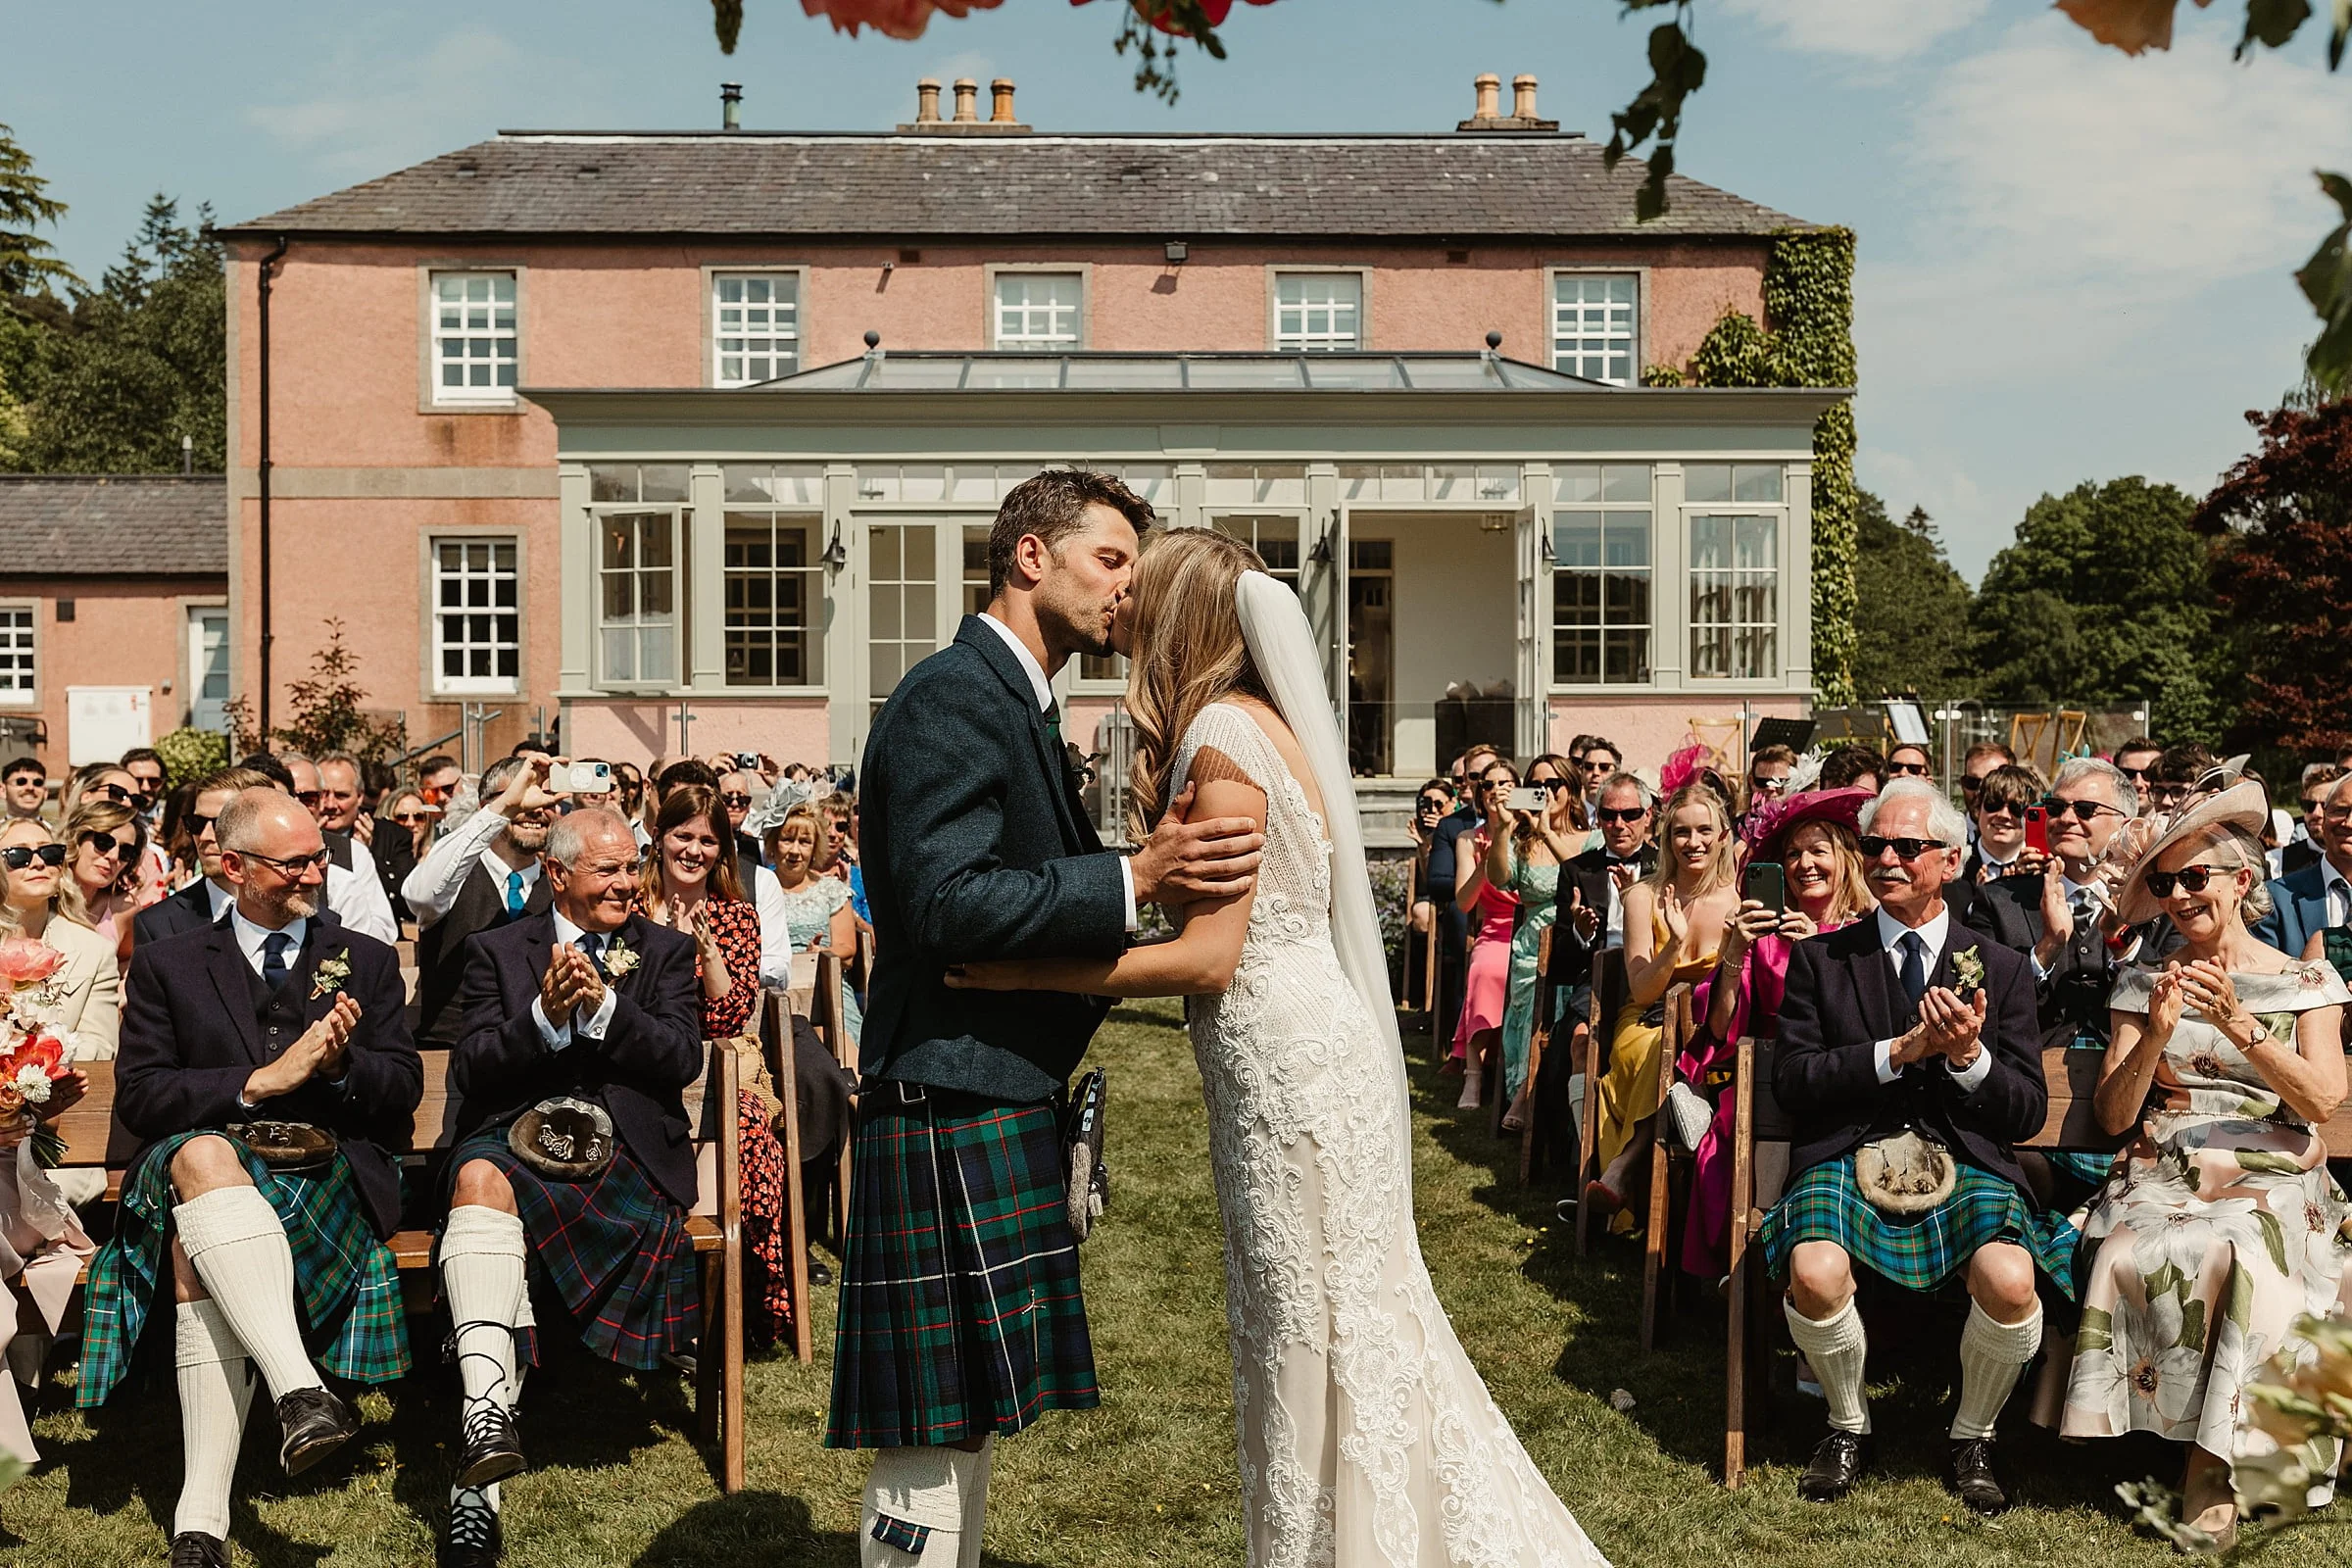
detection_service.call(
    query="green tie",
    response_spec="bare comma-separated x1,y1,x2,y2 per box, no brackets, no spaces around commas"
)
1044,702,1061,745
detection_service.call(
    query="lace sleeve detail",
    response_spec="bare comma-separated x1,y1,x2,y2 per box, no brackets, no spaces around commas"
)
1185,745,1268,796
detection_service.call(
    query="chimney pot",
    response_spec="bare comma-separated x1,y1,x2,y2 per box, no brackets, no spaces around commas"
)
952,78,980,122
1512,74,1539,121
720,81,743,132
990,78,1017,123
915,78,941,123
1473,73,1500,122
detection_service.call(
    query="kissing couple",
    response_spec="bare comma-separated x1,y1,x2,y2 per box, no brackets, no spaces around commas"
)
827,469,1609,1568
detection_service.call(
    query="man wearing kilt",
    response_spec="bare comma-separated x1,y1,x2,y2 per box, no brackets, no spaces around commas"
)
85,787,420,1568
833,470,1261,1567
1761,778,2074,1517
439,799,700,1567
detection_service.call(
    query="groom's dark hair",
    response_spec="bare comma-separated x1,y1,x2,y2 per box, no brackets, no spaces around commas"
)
988,469,1157,595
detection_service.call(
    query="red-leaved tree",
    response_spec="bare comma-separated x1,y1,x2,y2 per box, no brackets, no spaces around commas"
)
2191,399,2352,755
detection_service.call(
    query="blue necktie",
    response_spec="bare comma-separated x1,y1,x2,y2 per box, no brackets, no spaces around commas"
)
505,869,527,915
577,932,605,975
1897,931,1929,1007
262,931,294,990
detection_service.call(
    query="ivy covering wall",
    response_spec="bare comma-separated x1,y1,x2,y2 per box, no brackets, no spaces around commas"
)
1646,227,1859,706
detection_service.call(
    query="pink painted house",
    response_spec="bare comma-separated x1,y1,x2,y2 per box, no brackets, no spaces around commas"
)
220,75,1840,826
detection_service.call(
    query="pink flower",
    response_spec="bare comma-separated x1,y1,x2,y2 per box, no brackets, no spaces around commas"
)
2055,0,2211,55
799,0,1005,40
0,938,63,990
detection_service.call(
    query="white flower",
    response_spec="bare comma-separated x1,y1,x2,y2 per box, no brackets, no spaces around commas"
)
2131,1196,2266,1285
13,1064,50,1102
2124,1344,2210,1429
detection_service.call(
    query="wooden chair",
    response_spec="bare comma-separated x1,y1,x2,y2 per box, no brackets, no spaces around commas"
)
1572,947,1628,1257
1639,984,1697,1354
1723,1033,1791,1489
758,991,815,1365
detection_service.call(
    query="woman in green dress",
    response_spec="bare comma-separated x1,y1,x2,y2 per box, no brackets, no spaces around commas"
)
1482,754,1586,1129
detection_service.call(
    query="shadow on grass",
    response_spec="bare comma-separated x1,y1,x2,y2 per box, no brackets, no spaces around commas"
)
630,1490,1061,1568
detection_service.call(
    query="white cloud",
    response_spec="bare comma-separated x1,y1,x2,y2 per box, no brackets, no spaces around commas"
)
244,27,606,179
1717,0,1990,62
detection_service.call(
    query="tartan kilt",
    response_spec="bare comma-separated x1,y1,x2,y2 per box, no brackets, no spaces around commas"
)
826,1090,1097,1449
1760,1152,2081,1301
441,1125,697,1372
77,1131,411,1409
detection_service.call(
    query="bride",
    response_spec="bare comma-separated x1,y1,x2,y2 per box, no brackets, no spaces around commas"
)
950,529,1609,1567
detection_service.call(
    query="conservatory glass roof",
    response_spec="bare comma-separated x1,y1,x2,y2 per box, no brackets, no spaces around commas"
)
746,351,1619,393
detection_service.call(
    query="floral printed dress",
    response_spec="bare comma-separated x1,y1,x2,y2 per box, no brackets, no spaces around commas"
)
2061,960,2352,1462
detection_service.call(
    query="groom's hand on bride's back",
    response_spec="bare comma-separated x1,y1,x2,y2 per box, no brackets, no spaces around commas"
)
1129,782,1264,905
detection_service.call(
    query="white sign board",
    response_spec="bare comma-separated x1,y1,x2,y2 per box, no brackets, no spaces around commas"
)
68,686,153,765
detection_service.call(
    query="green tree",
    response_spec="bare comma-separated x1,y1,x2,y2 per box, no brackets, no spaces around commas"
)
0,122,74,296
6,195,224,473
1967,476,2224,742
1852,493,1971,698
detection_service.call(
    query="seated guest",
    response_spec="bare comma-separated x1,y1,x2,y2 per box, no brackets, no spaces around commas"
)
136,768,281,945
1572,734,1623,826
281,755,398,945
1958,740,2017,835
1428,745,1501,1044
1448,759,1522,1109
1586,783,1739,1230
1964,763,2045,884
1886,742,1935,781
82,788,418,1568
1,818,121,1061
1547,772,1658,1008
1740,743,1797,835
0,1057,92,1468
1404,777,1453,997
64,797,147,966
318,752,414,921
403,755,563,1049
1760,779,2063,1515
436,807,701,1565
765,800,864,1045
2146,742,2219,818
2280,763,2339,876
1480,754,1581,1130
2258,766,2349,959
2,756,47,824
2112,736,2163,813
1816,745,1886,795
719,768,766,895
2059,782,2350,1550
1675,787,1874,1282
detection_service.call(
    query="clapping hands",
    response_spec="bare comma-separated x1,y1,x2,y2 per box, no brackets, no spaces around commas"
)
540,943,609,1027
246,995,363,1102
1893,985,1988,1070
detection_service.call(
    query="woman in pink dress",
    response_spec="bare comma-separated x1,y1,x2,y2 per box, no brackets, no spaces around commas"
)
1676,787,1874,1282
1448,758,1521,1109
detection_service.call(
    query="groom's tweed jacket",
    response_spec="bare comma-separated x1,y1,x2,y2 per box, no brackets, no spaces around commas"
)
858,614,1128,1104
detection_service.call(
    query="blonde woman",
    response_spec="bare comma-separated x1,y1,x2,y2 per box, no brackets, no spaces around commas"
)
62,798,146,967
0,818,120,1063
1586,783,1741,1231
949,527,1611,1565
763,802,861,1043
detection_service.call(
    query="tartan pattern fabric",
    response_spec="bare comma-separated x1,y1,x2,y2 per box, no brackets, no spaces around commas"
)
77,1132,411,1408
871,1515,932,1553
442,1125,698,1371
1760,1152,2081,1301
826,1096,1098,1449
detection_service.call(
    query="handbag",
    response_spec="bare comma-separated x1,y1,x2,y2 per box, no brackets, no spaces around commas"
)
1063,1069,1109,1243
1853,1128,1958,1216
508,1097,616,1181
224,1120,339,1174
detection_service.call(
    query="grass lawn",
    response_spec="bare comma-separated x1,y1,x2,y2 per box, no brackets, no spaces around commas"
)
9,997,2348,1565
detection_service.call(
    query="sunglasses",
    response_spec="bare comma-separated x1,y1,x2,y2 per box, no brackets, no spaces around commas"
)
2147,784,2190,807
2117,765,2152,782
2039,796,2120,822
293,790,324,808
5,774,40,788
392,810,430,825
1417,796,1449,812
720,793,754,808
1,844,66,869
1888,760,1932,777
1536,778,1574,794
1959,775,1986,794
188,812,218,838
86,782,132,805
1859,835,1947,860
1749,775,1789,794
1594,806,1649,825
78,830,131,858
2145,864,2231,898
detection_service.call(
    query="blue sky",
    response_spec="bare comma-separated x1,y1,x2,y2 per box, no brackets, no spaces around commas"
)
11,0,2347,579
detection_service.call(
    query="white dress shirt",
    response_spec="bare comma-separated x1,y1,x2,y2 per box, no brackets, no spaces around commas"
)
1870,905,1994,1091
324,834,399,945
201,876,235,923
403,801,537,926
2325,858,2350,931
976,611,1138,930
754,862,797,993
230,908,310,976
531,908,621,1051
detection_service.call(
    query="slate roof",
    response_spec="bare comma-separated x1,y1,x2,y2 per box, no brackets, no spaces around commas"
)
0,475,226,576
225,132,1808,241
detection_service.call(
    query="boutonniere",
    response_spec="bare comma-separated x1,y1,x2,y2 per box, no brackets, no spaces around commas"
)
309,949,353,1002
1952,948,1985,1000
601,938,641,979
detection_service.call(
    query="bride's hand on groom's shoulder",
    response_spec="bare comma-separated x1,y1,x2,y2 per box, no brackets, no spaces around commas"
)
1131,782,1266,906
944,960,1027,992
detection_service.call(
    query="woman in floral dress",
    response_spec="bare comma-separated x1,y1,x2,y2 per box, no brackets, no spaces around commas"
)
2059,783,2350,1549
762,802,862,1045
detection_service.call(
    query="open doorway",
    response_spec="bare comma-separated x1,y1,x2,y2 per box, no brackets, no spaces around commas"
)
1352,514,1515,778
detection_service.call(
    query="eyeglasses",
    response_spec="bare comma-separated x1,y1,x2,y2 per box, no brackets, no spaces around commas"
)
2040,796,2123,822
2145,864,2229,898
1749,775,1789,794
2320,805,2352,825
391,810,430,825
719,793,753,808
1859,835,1947,860
1888,760,1932,777
1594,806,1649,825
0,845,66,869
236,848,331,875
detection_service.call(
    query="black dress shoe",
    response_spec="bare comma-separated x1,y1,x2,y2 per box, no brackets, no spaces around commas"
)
170,1532,229,1568
275,1385,360,1475
457,1399,526,1489
1948,1438,2008,1516
440,1493,504,1568
1797,1430,1872,1502
808,1255,833,1287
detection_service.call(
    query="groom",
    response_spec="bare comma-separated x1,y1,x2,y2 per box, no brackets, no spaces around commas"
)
829,470,1264,1565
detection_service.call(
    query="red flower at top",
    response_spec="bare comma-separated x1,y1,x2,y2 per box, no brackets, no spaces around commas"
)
0,1030,66,1083
1070,0,1278,35
0,937,63,990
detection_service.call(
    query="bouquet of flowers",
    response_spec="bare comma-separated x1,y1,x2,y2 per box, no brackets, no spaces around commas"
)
2235,1311,2352,1527
0,936,72,1165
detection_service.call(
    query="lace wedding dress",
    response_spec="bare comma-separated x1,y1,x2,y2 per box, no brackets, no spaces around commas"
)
1174,697,1611,1568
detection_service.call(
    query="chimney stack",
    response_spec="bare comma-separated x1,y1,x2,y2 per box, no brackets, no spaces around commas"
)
900,76,1031,133
1457,70,1559,133
720,81,742,131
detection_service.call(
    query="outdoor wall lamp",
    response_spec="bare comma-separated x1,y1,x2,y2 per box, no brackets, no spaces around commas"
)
822,523,849,570
1307,530,1334,566
1164,240,1188,266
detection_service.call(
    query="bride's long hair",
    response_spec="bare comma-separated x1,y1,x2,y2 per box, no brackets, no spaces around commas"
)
1125,528,1272,838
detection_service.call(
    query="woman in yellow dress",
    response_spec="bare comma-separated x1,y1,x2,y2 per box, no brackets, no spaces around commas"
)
1587,783,1740,1230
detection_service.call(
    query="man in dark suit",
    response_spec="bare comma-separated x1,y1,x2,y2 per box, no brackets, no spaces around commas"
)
1546,770,1658,996
133,765,281,946
92,788,418,1568
830,470,1260,1568
1764,781,2059,1518
2259,768,2349,957
401,755,562,1048
432,804,700,1566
